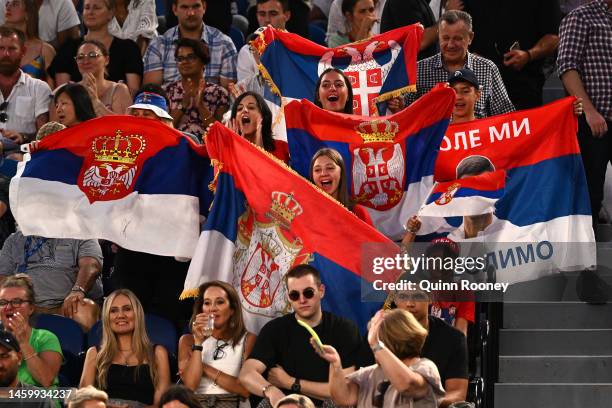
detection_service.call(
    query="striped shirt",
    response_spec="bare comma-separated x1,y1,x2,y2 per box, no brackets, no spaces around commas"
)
407,52,515,119
557,0,612,121
144,24,237,86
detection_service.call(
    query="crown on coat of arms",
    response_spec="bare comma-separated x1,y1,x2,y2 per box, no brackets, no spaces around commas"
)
268,191,303,227
356,120,399,143
91,131,146,164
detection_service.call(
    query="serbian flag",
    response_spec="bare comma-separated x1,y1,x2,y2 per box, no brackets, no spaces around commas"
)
9,116,212,258
183,123,396,333
419,170,506,217
429,97,595,283
252,25,422,117
285,85,456,240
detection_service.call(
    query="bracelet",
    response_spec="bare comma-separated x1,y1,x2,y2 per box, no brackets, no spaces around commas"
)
526,50,533,61
212,370,221,386
71,285,86,295
24,352,37,361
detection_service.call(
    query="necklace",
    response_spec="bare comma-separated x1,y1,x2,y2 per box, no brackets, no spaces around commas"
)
118,349,133,366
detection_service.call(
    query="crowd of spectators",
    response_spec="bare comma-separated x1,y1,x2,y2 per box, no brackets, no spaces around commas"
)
0,0,609,407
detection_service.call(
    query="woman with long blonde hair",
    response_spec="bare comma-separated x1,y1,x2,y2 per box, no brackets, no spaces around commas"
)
80,289,170,407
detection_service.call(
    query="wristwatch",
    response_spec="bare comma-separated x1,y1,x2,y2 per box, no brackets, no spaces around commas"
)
291,378,301,393
191,344,203,352
70,285,86,295
371,340,385,353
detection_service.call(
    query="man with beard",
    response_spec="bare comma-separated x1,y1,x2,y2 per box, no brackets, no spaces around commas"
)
144,0,237,89
0,26,51,145
0,329,54,407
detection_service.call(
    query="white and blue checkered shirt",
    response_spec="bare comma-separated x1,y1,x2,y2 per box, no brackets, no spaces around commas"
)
407,52,515,119
144,25,237,86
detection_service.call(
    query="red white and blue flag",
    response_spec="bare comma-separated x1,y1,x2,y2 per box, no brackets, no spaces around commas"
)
183,123,395,333
428,97,595,282
9,116,213,258
284,85,456,240
253,25,423,117
419,170,506,217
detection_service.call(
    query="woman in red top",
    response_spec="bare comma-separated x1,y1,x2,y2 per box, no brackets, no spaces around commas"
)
309,148,373,225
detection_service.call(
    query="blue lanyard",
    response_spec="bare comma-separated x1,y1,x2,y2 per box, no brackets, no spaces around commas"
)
17,237,47,273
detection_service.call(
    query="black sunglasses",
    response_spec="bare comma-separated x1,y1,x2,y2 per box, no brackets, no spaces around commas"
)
288,287,316,302
213,340,228,360
0,101,8,123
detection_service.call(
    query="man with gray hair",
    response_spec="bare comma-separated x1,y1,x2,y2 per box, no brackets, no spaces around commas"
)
405,10,515,119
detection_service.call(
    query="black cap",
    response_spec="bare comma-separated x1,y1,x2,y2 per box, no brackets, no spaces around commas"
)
0,329,20,352
448,68,480,89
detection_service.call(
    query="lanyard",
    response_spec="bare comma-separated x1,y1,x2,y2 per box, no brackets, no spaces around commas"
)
17,237,47,273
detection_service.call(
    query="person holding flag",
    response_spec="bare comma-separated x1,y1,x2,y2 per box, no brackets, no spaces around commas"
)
309,148,373,225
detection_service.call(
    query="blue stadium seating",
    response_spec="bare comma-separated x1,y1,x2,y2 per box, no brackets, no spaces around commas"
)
308,23,327,46
230,26,246,50
34,314,85,387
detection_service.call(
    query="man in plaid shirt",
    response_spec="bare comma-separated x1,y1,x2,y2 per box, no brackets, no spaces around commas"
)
558,0,612,229
143,0,237,89
404,10,514,119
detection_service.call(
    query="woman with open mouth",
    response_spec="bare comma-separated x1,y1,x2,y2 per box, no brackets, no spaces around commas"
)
314,68,354,114
309,147,373,225
228,91,289,163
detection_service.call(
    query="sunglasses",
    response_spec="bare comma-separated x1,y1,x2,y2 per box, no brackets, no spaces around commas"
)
74,51,102,62
0,101,8,123
288,287,316,302
213,340,228,360
0,298,31,307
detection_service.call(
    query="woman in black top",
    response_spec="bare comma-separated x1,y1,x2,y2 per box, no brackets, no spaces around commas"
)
80,289,171,406
48,0,143,95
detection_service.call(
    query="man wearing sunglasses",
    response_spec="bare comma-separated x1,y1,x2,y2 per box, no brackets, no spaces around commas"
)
0,27,51,146
360,285,469,408
240,264,362,408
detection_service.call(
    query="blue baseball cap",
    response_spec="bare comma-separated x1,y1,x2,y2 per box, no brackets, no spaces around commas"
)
448,68,480,89
128,92,173,120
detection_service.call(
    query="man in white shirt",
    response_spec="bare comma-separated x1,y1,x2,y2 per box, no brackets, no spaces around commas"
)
0,27,51,144
0,0,81,48
237,0,290,83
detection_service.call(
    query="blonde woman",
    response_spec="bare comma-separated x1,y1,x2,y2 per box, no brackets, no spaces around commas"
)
80,289,170,407
314,309,444,407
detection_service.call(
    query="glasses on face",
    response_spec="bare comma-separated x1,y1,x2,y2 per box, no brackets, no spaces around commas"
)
288,287,316,302
74,51,102,62
394,291,429,302
176,54,199,63
213,340,228,360
0,298,31,307
0,101,8,123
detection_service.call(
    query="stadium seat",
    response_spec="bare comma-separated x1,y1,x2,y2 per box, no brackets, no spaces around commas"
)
229,26,246,50
308,23,327,46
34,314,84,356
34,314,85,386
